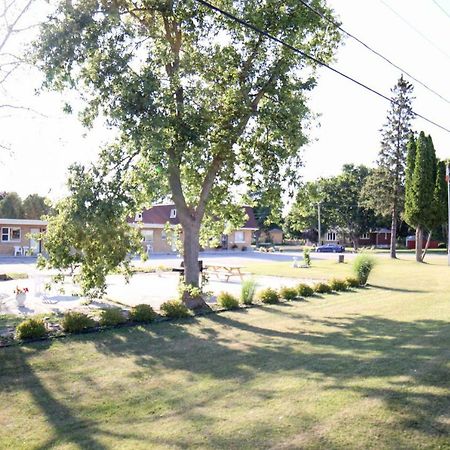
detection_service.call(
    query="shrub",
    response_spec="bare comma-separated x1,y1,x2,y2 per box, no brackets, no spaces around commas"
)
217,292,239,309
297,283,314,297
279,286,298,300
160,300,190,318
303,248,311,267
61,311,96,333
241,279,257,305
330,278,348,292
15,318,47,340
345,277,360,288
314,282,332,294
99,308,127,327
129,304,157,323
353,254,376,285
258,288,280,304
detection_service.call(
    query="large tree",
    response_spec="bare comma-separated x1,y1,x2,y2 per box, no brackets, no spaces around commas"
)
286,164,380,248
23,193,51,219
322,164,379,249
34,0,340,300
360,75,414,258
284,180,325,242
0,192,24,218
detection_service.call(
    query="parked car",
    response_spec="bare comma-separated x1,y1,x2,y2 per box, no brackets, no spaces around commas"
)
316,243,345,253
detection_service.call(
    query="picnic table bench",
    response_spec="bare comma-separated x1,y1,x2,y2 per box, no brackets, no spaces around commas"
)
204,264,250,282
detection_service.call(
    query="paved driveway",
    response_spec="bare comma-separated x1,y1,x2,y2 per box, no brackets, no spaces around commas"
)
0,251,321,317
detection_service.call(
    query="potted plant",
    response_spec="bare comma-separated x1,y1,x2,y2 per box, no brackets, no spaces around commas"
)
14,287,29,307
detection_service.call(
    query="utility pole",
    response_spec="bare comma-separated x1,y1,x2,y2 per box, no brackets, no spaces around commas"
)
447,164,450,266
317,202,321,245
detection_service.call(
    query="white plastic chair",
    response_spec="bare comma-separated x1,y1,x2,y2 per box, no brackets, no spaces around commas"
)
14,246,22,256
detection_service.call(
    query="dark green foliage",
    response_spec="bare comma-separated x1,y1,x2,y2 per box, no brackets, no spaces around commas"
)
314,282,332,294
430,160,448,231
15,318,47,340
258,288,280,304
160,300,190,319
129,304,157,323
23,194,51,219
99,308,127,327
61,311,96,333
297,283,314,297
330,279,348,291
345,277,361,288
0,192,24,218
279,286,298,300
241,279,257,305
353,254,376,285
217,292,239,309
404,132,436,230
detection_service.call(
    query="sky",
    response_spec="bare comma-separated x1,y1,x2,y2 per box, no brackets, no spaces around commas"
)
1,0,450,200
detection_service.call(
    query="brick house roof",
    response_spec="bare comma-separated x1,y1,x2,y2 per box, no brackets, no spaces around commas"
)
134,204,258,229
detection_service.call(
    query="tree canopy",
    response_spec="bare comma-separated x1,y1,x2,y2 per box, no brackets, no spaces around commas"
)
34,0,341,296
286,164,383,248
0,192,50,219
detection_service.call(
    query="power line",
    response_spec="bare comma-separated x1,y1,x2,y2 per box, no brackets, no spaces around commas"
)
193,0,450,134
431,0,450,20
297,0,450,104
379,0,450,62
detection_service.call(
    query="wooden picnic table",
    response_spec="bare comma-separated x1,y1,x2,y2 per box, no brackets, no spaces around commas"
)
204,264,249,282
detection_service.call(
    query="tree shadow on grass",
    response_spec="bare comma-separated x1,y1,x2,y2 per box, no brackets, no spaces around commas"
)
1,310,449,448
0,341,138,449
369,284,428,293
90,311,450,442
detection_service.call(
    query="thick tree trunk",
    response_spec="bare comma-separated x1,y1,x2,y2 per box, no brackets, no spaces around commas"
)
180,221,206,309
390,210,397,259
183,223,200,286
415,226,423,262
422,230,432,262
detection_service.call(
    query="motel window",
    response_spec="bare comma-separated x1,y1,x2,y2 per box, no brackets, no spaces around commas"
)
142,230,154,243
1,227,21,242
361,233,370,240
170,208,177,219
234,231,245,243
327,231,336,241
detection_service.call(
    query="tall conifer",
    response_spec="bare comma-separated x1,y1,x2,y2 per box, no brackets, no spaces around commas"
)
360,75,414,258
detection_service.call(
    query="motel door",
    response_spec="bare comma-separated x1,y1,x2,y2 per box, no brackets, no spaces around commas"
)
29,228,40,255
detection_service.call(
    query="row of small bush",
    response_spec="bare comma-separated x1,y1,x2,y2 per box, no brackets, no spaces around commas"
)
15,255,376,340
15,303,163,341
216,275,363,310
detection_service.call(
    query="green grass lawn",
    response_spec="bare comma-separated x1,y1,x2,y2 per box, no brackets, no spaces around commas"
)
244,258,354,280
0,256,449,449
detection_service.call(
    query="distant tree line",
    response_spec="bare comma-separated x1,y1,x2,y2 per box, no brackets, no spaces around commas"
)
286,76,448,261
0,192,51,219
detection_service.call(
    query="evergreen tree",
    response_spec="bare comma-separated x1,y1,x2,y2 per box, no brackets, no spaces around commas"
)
404,132,436,261
360,75,414,258
426,160,448,256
